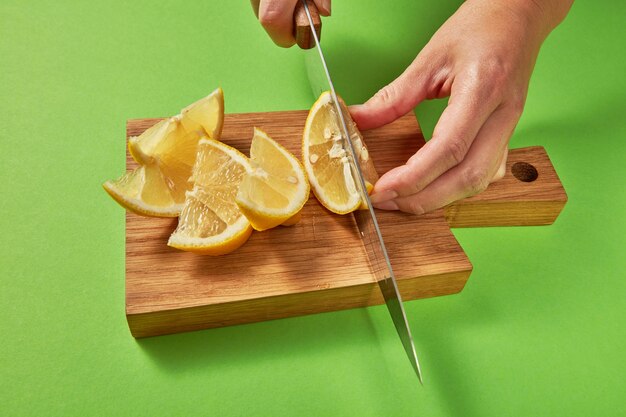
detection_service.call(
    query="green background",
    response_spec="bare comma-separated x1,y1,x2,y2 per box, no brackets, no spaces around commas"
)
2,1,624,416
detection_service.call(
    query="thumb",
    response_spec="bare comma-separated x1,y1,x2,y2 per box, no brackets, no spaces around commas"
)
349,58,431,130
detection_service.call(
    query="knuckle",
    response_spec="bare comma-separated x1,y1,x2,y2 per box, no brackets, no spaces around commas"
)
465,55,512,103
373,84,405,118
463,166,491,195
482,55,510,84
396,170,422,196
444,138,469,166
374,84,397,104
259,6,282,28
406,200,426,215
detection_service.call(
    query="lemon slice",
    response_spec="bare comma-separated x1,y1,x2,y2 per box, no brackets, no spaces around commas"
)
302,91,378,214
168,138,253,255
235,127,310,231
104,88,224,217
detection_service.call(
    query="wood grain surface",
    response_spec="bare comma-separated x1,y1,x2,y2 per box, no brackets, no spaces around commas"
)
124,110,566,337
445,146,568,227
293,0,321,49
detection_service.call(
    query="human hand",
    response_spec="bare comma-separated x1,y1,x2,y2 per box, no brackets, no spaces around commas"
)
350,0,572,214
250,0,331,47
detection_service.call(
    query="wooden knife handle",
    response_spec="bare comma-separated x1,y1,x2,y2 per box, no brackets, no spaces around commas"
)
294,0,322,49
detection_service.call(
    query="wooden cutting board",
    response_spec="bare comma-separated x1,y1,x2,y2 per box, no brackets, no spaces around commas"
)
124,111,567,337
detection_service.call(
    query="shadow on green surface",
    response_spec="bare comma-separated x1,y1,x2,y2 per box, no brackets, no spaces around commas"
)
405,293,502,416
318,35,415,105
298,0,462,143
405,83,626,411
136,307,386,373
515,92,625,148
311,1,462,106
136,306,433,415
136,4,626,413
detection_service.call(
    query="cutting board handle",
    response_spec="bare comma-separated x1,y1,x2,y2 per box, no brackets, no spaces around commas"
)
445,146,568,227
294,0,321,49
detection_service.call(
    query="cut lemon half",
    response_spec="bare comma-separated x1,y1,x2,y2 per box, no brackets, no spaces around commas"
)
104,88,224,217
236,128,310,231
168,138,253,255
302,91,379,214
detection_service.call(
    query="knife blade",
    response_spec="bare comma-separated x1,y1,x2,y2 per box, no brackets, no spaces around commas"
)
297,0,423,384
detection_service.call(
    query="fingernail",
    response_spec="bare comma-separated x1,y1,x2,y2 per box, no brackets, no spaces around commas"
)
370,190,398,204
374,200,399,211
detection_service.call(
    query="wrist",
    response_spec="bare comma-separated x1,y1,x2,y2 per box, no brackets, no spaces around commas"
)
472,0,572,43
508,0,573,35
531,0,574,26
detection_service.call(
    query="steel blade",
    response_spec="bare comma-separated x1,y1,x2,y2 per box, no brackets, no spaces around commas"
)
300,0,423,384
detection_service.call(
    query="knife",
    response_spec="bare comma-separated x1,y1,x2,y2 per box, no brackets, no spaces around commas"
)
295,0,423,384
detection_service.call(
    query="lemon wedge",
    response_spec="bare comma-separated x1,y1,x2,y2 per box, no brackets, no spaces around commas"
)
103,88,224,217
236,128,310,231
168,138,253,255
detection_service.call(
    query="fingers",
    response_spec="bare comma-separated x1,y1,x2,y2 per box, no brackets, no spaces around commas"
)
255,0,330,48
374,105,518,214
349,56,434,130
314,0,331,16
258,0,300,47
492,147,508,182
369,73,500,206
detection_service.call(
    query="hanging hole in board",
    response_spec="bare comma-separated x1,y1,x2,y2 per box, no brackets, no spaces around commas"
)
511,162,539,182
